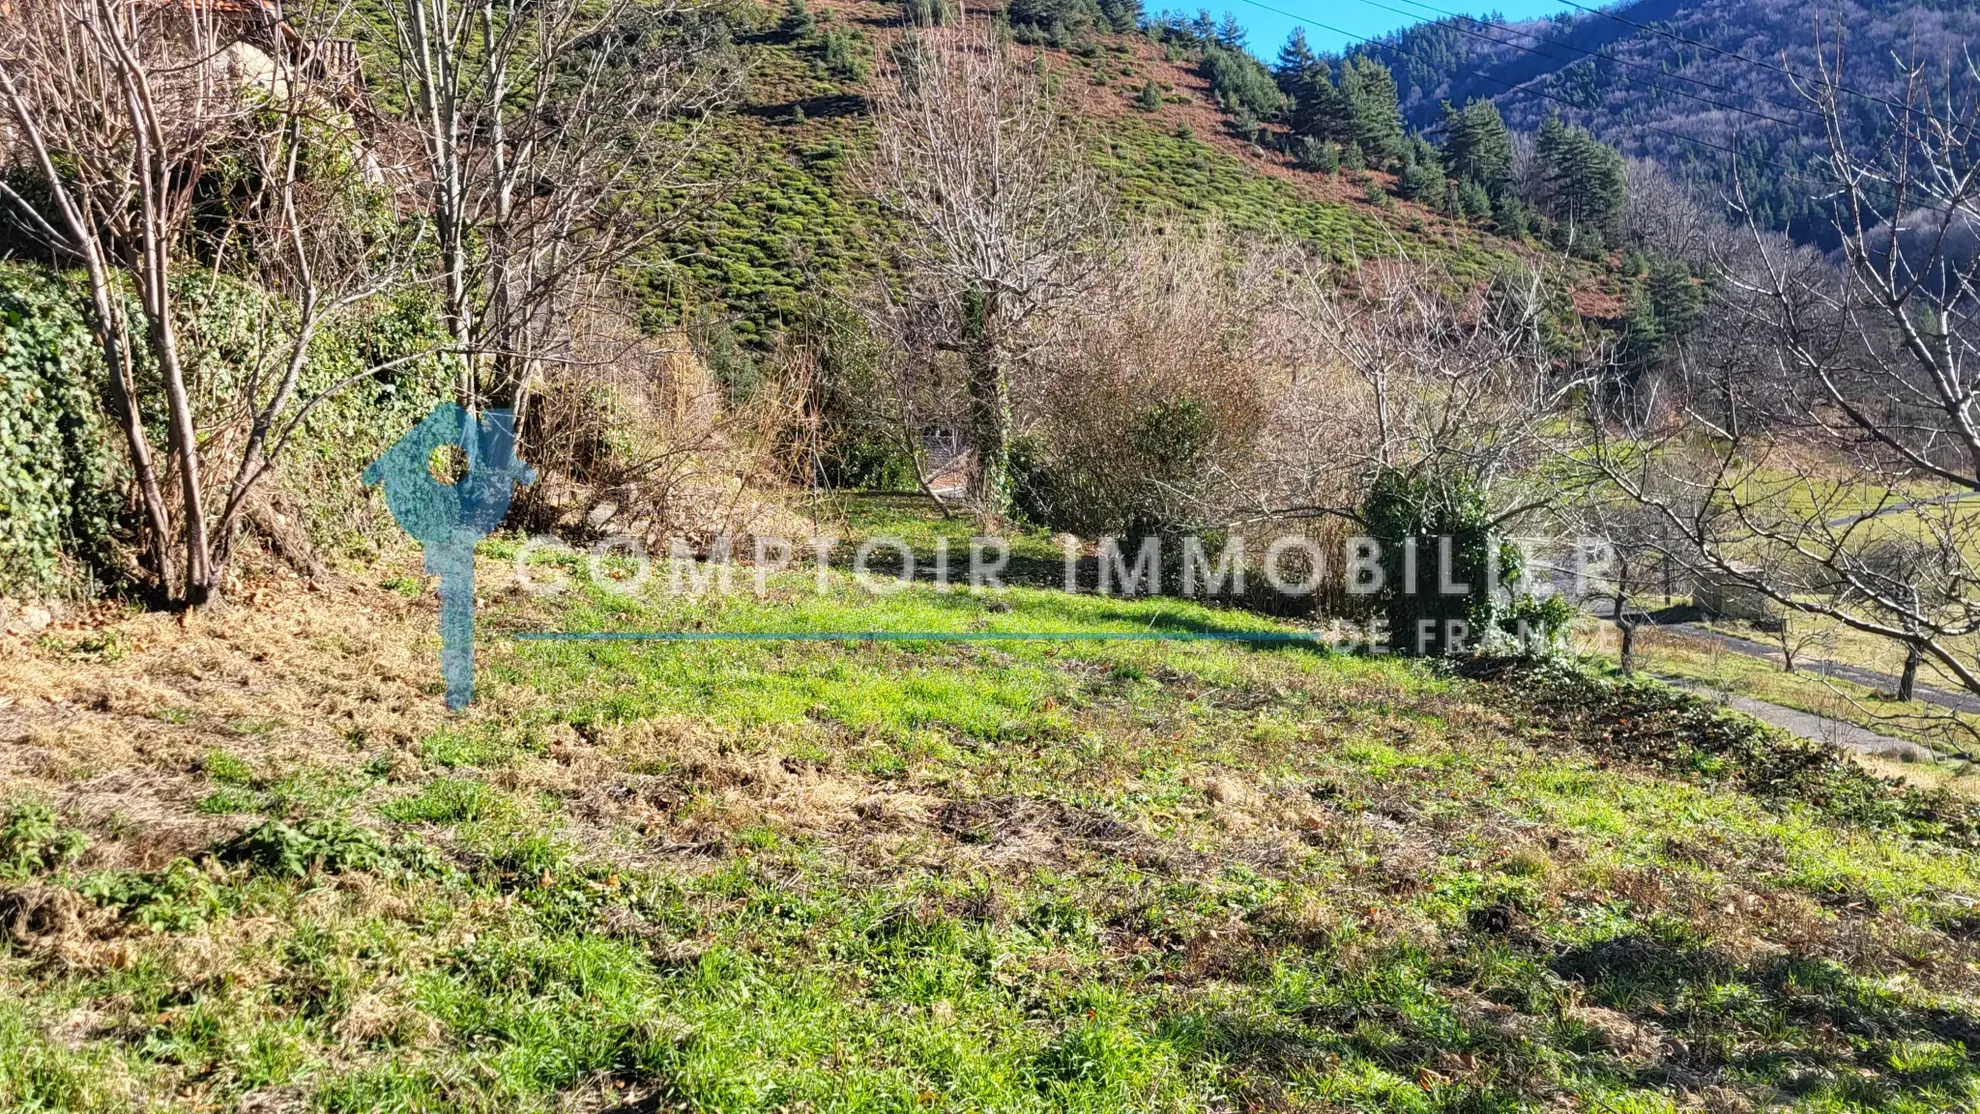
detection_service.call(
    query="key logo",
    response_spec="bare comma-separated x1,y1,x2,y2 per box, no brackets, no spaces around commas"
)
365,403,535,709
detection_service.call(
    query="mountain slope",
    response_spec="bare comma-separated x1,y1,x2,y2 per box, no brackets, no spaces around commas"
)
1350,0,1980,246
639,0,1581,367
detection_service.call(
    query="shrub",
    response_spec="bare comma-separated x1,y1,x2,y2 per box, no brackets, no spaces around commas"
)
1199,43,1281,121
817,26,868,82
1360,467,1520,655
1011,231,1264,542
217,817,388,878
1397,160,1445,206
0,802,88,879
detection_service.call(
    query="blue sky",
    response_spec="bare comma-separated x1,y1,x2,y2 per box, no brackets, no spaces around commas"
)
1205,0,1584,60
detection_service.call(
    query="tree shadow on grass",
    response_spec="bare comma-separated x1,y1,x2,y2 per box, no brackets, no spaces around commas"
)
743,94,867,124
1549,929,1980,1104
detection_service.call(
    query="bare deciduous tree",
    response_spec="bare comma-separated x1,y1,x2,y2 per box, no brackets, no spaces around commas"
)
1,0,417,603
373,0,737,416
1579,49,1980,749
866,19,1110,517
1248,256,1590,525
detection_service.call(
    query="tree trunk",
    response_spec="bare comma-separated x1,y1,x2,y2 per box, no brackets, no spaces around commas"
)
963,289,1010,518
1615,589,1636,675
1897,642,1919,702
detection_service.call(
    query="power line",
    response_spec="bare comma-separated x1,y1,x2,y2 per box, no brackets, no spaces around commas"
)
1367,0,1815,122
1547,0,1914,114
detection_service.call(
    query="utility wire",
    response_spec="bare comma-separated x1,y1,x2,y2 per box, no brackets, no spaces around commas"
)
1366,0,1815,121
1548,0,1915,114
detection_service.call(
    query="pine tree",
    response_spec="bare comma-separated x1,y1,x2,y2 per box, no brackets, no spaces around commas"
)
1396,134,1445,205
782,0,815,37
1096,0,1141,33
1456,178,1492,220
1646,258,1704,337
1285,61,1348,143
1337,57,1406,169
1216,13,1246,48
1439,98,1512,197
1135,77,1162,112
1535,113,1626,245
1274,29,1318,97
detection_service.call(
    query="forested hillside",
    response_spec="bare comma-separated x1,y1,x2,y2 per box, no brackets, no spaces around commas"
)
1341,0,1980,245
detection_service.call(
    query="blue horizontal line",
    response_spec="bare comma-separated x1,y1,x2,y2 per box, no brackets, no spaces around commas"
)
510,630,1330,643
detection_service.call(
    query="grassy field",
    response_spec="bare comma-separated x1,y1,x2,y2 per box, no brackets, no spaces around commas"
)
4,503,1980,1112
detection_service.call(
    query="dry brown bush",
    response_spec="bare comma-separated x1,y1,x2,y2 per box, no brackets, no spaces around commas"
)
511,306,809,555
1010,225,1275,537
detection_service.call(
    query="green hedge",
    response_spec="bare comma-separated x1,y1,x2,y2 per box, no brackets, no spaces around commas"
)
0,262,454,597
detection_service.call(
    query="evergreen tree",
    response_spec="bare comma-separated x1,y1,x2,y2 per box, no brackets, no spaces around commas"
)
1396,134,1445,205
1337,56,1406,169
1215,13,1246,48
1285,60,1349,143
1274,28,1318,97
1200,43,1282,120
1097,0,1141,32
1616,286,1664,384
1439,98,1512,196
1535,113,1626,246
1456,177,1492,220
1135,77,1162,112
1645,258,1704,338
781,0,815,37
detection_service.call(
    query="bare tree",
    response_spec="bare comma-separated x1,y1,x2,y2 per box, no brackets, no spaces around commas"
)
1579,48,1980,749
1256,256,1591,522
866,19,1110,518
1620,155,1730,266
372,0,737,417
0,0,417,603
1558,401,1696,676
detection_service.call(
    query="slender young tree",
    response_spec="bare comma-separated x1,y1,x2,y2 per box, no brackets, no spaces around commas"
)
374,0,735,419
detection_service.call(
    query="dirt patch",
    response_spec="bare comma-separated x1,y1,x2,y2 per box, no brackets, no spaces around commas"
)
0,883,92,946
933,794,1193,872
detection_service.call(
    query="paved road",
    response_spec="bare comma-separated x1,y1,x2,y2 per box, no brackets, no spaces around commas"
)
1656,675,1939,763
1822,489,1980,530
1657,622,1980,716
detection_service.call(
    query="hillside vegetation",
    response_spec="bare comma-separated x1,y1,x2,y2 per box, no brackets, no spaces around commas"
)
634,0,1565,367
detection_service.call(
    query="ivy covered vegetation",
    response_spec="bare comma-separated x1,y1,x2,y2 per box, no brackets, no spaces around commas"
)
0,264,452,598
